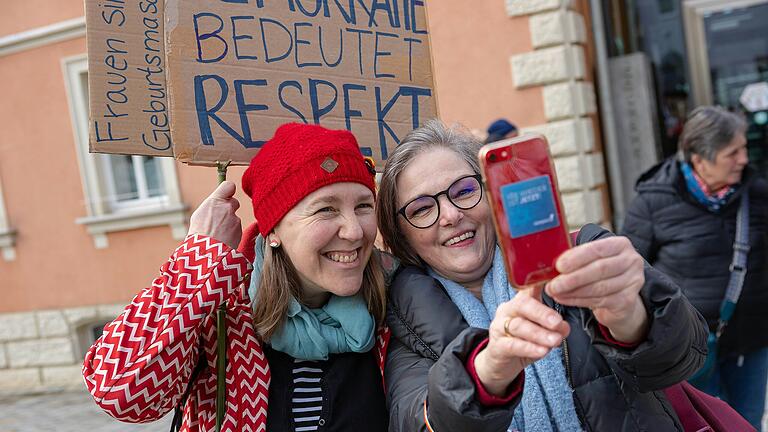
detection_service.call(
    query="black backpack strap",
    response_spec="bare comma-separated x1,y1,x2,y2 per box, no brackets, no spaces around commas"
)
170,340,208,432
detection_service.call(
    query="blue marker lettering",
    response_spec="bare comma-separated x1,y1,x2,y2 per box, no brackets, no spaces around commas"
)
231,16,258,60
193,13,228,63
319,26,343,67
373,32,397,78
234,79,268,148
345,27,372,75
260,18,293,63
309,78,338,123
278,80,308,123
294,22,322,67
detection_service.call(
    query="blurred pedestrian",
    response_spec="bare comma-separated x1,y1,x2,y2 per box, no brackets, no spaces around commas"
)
622,105,768,430
484,118,518,143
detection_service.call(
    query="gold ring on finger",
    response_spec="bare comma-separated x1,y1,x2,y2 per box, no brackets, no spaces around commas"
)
503,317,514,338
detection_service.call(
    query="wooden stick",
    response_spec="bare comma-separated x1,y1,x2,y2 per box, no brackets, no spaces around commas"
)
215,160,230,432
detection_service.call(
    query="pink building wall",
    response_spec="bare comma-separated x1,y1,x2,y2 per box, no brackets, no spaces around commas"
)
1,0,83,37
0,0,609,394
427,0,547,130
0,0,582,313
0,0,254,313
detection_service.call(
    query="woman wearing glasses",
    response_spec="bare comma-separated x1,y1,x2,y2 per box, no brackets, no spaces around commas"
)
377,120,707,431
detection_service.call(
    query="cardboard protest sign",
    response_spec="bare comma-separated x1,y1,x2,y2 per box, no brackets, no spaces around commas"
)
86,0,173,157
86,0,437,168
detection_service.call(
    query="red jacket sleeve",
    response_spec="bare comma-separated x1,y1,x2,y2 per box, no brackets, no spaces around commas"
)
597,323,642,349
465,338,524,406
82,234,251,422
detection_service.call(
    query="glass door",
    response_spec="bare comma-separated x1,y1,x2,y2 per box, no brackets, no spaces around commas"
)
684,0,768,176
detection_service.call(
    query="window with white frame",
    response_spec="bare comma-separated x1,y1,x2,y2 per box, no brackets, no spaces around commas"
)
103,154,167,212
63,55,187,249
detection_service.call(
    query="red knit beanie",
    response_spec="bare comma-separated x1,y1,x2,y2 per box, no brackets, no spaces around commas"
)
242,123,376,237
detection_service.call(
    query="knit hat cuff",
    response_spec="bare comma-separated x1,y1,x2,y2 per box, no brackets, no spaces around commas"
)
252,152,375,236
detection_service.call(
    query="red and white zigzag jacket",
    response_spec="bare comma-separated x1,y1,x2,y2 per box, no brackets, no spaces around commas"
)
83,234,389,432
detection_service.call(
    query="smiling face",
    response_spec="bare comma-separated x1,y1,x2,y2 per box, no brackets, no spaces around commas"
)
272,182,376,307
396,148,496,290
692,133,749,192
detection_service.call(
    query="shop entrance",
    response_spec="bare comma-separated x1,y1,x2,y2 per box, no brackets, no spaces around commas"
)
684,0,768,175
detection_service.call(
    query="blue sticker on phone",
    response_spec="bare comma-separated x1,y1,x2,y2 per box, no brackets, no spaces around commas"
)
500,175,560,238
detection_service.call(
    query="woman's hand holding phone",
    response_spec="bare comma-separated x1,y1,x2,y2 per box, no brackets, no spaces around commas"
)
545,236,649,344
474,286,571,396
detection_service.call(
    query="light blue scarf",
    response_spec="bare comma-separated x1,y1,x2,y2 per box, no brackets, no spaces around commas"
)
248,235,375,360
429,247,582,432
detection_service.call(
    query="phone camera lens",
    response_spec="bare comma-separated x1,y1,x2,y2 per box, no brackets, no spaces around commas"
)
489,153,498,162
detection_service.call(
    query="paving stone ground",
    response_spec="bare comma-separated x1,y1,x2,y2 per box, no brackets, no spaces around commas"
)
0,390,173,432
0,388,766,431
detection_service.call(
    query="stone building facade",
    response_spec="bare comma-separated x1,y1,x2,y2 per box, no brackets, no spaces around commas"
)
0,0,614,394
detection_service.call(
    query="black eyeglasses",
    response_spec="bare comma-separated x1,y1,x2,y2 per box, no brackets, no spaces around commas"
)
397,174,484,229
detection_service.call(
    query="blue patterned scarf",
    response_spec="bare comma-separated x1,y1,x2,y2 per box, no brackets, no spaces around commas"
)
429,247,582,431
680,162,736,212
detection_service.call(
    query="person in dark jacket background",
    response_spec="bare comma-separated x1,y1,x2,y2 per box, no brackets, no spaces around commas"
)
377,120,707,431
622,105,768,429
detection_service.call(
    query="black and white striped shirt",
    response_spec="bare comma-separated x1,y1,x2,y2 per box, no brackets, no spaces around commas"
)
263,347,387,431
291,359,325,431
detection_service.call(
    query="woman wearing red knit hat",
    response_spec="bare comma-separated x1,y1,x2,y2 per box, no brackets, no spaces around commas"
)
83,123,391,431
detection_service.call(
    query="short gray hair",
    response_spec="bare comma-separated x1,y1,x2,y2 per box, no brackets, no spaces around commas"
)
678,106,747,163
376,119,483,266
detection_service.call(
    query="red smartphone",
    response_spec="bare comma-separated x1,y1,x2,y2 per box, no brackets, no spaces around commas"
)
478,134,571,288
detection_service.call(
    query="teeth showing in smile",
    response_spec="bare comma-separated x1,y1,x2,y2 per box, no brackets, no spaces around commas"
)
326,250,358,263
445,231,475,246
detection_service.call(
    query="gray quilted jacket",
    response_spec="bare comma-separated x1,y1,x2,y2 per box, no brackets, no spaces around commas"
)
385,224,707,431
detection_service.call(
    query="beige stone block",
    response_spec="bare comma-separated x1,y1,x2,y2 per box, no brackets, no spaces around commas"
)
0,344,7,368
530,10,586,48
0,368,41,393
506,0,571,17
36,310,69,337
8,338,75,367
0,312,38,342
554,156,583,192
588,153,606,186
511,45,585,88
522,118,595,156
554,154,606,193
562,191,586,227
587,190,606,224
562,189,604,227
543,81,597,121
42,365,85,390
96,304,127,321
63,306,98,326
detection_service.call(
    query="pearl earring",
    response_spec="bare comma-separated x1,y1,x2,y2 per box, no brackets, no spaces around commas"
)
269,239,280,248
